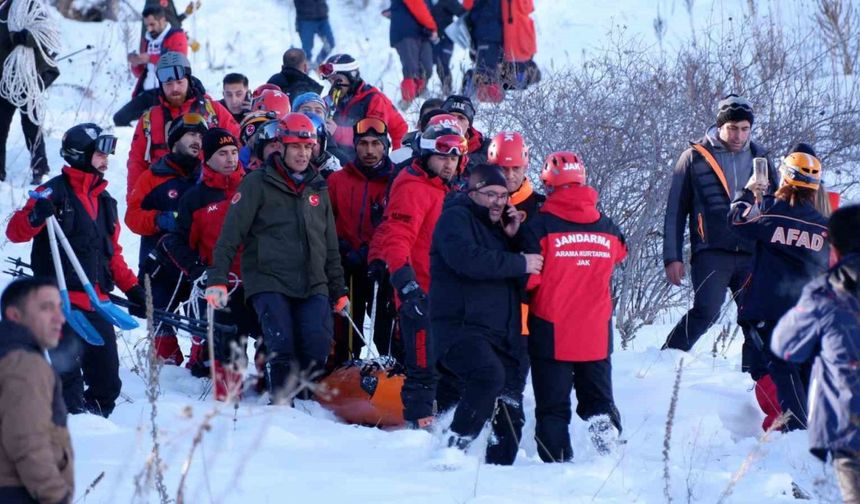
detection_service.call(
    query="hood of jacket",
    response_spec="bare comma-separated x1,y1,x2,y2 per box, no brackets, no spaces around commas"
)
540,185,601,224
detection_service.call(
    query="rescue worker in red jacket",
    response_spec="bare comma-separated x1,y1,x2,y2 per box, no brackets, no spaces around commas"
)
522,152,627,462
368,122,467,428
126,114,206,365
6,123,146,417
327,118,396,365
114,5,188,127
318,54,408,162
160,128,259,400
126,51,239,197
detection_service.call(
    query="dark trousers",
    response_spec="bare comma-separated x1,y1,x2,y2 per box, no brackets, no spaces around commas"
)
251,292,333,398
835,455,860,504
394,37,434,80
331,265,397,366
438,335,526,465
475,41,502,80
50,310,121,417
531,357,621,463
0,97,48,180
663,250,752,352
297,19,335,65
750,321,810,431
399,314,437,422
113,88,160,127
433,37,455,95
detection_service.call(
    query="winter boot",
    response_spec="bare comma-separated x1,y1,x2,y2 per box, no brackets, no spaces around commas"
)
476,83,504,103
213,361,244,401
754,374,782,431
185,336,209,377
154,335,183,366
587,415,619,456
447,433,473,451
400,78,418,107
415,78,427,97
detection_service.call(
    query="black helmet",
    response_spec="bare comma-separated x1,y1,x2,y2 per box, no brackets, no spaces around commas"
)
60,123,116,170
318,53,360,84
252,119,282,161
156,51,192,83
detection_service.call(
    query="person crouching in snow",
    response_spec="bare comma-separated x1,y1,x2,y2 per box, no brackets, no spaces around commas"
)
771,204,860,503
431,164,542,464
728,143,830,431
522,152,627,462
205,113,348,403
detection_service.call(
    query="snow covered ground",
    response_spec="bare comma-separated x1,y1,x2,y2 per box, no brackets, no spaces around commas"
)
0,0,849,502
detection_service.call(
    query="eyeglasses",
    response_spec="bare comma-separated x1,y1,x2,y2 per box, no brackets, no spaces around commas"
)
474,189,509,203
420,134,468,156
156,65,188,83
355,117,388,136
95,134,117,155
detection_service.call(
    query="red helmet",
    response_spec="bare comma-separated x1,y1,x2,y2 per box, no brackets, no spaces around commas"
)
425,113,465,135
277,113,317,145
252,89,291,119
541,151,586,190
251,83,281,99
488,131,528,167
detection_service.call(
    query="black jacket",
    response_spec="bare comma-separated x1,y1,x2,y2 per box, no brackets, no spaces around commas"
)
663,131,774,264
728,190,830,321
429,193,525,354
294,0,328,21
267,67,324,100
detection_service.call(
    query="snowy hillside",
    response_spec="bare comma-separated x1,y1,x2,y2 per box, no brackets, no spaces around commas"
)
0,0,850,502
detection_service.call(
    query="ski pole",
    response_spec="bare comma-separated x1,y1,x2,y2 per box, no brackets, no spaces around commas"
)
55,45,93,62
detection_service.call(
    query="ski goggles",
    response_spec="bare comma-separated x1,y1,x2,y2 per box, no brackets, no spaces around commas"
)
420,134,468,156
278,128,317,142
317,60,359,79
178,112,208,128
354,117,388,136
255,120,281,142
156,65,189,83
94,134,117,155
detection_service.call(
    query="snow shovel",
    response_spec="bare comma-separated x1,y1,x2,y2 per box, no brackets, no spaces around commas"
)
44,202,105,346
48,217,139,331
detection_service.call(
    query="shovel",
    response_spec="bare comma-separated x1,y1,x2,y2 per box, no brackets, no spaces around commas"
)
48,217,139,331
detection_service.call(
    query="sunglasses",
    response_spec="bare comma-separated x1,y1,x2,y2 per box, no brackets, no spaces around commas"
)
355,117,387,136
95,135,117,155
420,134,468,156
156,65,188,83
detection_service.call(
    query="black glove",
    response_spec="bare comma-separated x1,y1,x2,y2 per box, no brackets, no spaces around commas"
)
125,285,147,318
140,248,165,279
187,259,207,281
10,29,34,49
390,266,428,323
28,198,55,227
367,259,387,283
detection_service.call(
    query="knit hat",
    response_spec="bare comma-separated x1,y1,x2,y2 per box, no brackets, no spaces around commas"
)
468,164,507,191
441,95,476,125
292,92,328,116
203,128,239,161
353,117,391,151
167,114,209,150
716,94,754,127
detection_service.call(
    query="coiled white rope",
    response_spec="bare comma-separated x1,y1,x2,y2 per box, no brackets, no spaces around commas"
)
0,0,61,125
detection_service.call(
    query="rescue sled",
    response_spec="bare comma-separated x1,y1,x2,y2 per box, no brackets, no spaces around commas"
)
317,358,405,427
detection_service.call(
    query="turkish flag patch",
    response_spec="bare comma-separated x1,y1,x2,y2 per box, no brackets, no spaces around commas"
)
309,194,320,207
231,192,242,205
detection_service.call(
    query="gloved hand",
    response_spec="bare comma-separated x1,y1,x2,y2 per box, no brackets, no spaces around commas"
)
140,248,164,279
391,266,428,323
125,285,147,318
333,295,350,316
187,260,207,282
205,285,229,309
155,211,178,233
367,259,387,283
28,198,55,227
10,29,34,49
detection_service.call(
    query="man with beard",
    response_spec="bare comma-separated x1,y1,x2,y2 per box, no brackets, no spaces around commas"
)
368,122,467,429
328,118,397,365
126,114,206,364
6,124,145,417
126,51,239,196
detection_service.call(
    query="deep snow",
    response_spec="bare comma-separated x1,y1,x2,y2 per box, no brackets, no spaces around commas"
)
0,0,848,502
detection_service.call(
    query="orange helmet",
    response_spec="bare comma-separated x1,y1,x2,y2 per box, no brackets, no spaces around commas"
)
239,110,277,146
780,152,822,190
488,131,528,167
277,113,317,145
251,89,291,119
541,151,586,190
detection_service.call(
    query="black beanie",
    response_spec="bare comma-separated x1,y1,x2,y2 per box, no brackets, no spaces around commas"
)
469,164,507,191
167,116,208,150
203,128,239,160
441,95,476,125
716,94,754,127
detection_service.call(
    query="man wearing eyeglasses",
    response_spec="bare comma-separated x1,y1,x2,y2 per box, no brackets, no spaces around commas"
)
368,122,467,429
430,164,542,464
317,54,408,162
126,114,207,365
126,51,239,197
6,123,146,418
662,95,777,360
327,118,397,366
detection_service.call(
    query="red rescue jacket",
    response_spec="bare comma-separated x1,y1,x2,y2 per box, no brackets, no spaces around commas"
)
369,160,449,297
328,160,392,251
131,27,188,97
331,82,408,150
524,185,626,361
502,0,537,62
